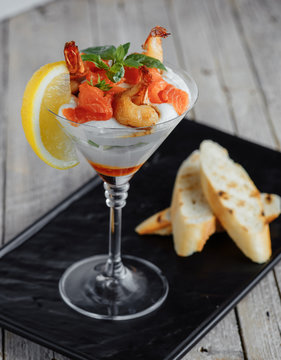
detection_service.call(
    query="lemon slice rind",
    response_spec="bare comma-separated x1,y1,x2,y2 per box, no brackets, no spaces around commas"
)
21,61,79,170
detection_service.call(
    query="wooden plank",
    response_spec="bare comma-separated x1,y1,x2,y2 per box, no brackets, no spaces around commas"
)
4,0,93,358
183,311,244,360
4,0,93,243
234,0,281,147
232,1,281,352
94,0,127,45
236,272,281,359
213,0,281,357
0,20,7,247
204,0,276,148
274,260,281,303
0,0,53,22
139,0,179,66
0,19,7,360
4,332,53,360
172,0,235,132
94,0,178,63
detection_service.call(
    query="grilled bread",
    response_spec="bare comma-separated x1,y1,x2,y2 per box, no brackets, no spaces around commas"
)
136,194,280,237
170,150,216,256
135,208,171,235
136,142,280,263
200,140,271,263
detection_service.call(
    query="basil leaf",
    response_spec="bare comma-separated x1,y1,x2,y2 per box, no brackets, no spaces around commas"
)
125,53,166,70
123,58,140,68
115,44,125,63
107,63,125,83
82,45,116,60
81,54,109,70
122,42,130,57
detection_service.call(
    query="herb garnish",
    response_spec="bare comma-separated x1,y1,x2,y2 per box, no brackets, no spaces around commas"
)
88,140,99,148
87,74,113,91
81,42,166,83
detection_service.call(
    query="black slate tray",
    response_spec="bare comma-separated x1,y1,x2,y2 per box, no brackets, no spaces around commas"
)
0,120,281,360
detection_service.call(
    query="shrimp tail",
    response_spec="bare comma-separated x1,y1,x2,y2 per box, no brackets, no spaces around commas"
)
64,41,87,79
142,26,170,62
148,26,170,39
64,41,88,94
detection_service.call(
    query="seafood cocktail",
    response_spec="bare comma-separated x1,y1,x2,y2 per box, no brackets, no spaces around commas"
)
22,27,198,320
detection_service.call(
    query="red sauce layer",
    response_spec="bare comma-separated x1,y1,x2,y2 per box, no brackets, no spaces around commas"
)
88,160,143,177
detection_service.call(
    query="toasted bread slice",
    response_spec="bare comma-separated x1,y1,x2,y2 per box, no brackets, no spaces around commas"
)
154,225,173,236
170,150,216,256
200,140,271,263
135,193,280,237
135,208,171,235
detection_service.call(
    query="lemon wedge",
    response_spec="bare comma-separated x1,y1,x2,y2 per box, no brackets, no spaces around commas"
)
21,61,79,169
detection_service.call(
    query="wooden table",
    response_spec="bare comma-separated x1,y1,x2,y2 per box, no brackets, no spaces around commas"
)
0,0,280,358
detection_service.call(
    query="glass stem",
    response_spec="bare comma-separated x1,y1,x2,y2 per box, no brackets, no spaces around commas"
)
104,182,129,279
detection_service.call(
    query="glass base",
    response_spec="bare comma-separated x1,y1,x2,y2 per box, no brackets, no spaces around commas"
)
59,255,169,320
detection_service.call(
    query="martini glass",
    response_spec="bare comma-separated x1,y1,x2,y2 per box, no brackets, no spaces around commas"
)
53,66,198,320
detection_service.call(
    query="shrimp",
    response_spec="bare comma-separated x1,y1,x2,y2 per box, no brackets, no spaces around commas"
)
114,67,159,127
142,26,170,62
64,41,88,94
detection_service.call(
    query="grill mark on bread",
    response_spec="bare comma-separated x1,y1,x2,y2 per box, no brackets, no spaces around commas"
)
250,189,260,197
237,200,245,206
227,181,237,188
218,190,230,200
265,194,273,204
184,185,197,191
261,210,265,217
228,208,234,214
156,214,162,224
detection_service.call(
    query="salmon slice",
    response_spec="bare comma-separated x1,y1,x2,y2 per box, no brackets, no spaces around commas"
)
124,67,141,84
63,81,113,122
148,68,163,81
148,79,168,103
62,108,79,123
63,101,113,123
76,103,112,121
78,82,105,106
159,84,189,115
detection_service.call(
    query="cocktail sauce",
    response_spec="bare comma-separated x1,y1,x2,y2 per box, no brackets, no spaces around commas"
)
88,160,143,177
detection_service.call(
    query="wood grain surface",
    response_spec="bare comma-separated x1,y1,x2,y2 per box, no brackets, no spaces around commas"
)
0,0,280,359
